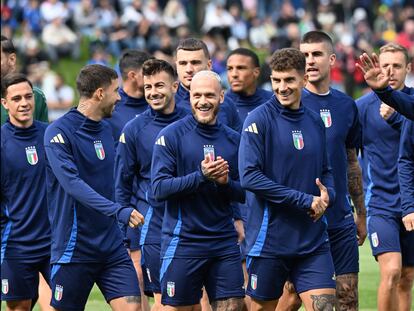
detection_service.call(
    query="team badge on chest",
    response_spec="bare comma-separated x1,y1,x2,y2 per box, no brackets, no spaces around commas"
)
94,141,105,160
292,131,304,150
25,146,38,165
1,279,9,294
203,145,215,161
320,109,332,128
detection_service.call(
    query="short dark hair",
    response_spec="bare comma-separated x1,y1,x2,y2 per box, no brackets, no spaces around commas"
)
142,59,177,80
76,64,118,98
227,48,260,67
176,38,210,59
119,50,154,80
1,35,16,54
301,31,334,54
269,48,306,74
1,73,33,98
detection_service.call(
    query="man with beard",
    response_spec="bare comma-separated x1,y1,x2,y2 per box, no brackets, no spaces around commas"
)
44,64,144,311
151,71,245,311
115,59,188,311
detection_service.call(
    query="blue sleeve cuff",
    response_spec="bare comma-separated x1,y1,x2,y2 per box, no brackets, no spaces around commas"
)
117,206,134,225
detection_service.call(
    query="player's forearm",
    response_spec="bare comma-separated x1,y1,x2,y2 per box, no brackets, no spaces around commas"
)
399,123,414,217
217,178,245,203
375,87,414,121
240,166,313,210
347,149,366,216
152,169,206,201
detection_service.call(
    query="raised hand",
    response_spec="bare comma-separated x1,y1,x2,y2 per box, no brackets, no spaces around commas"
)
356,52,390,90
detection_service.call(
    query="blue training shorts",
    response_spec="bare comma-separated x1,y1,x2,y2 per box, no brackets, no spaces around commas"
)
160,253,245,306
1,256,50,301
50,251,140,310
328,224,359,275
141,243,161,294
368,214,414,266
246,243,335,301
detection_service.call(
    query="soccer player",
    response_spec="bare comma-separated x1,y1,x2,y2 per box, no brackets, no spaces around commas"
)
44,64,144,311
107,49,154,144
1,35,48,125
225,48,273,122
106,50,154,311
277,30,366,311
1,73,51,311
174,38,242,133
357,51,414,120
356,43,414,311
151,70,245,311
225,47,273,310
239,48,336,311
115,59,188,311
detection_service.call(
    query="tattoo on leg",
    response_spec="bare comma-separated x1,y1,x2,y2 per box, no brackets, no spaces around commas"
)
310,294,335,311
336,274,358,311
125,296,141,303
211,298,243,311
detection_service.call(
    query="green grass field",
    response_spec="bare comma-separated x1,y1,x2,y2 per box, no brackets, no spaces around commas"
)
2,243,414,310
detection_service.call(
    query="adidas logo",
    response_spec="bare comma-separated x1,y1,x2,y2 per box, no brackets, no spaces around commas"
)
244,123,258,134
155,136,166,146
119,133,126,144
50,133,65,144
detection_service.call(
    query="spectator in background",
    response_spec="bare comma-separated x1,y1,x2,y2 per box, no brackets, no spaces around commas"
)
40,0,69,24
162,0,188,30
73,0,99,38
23,0,43,37
41,18,80,63
42,73,74,122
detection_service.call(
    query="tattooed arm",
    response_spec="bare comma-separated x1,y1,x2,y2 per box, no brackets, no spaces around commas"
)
347,148,367,246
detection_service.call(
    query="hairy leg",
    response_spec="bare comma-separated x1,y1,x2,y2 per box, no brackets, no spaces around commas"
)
274,281,301,311
250,297,278,311
335,273,358,311
377,252,402,311
300,288,335,311
397,266,414,311
6,299,32,311
110,296,141,311
211,297,244,311
130,250,150,311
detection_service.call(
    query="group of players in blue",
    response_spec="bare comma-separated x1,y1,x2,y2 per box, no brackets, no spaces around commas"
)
1,30,413,311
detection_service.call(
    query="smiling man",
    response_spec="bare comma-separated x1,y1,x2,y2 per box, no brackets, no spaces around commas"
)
115,59,188,311
278,30,365,311
238,48,336,311
151,70,245,311
44,64,144,311
1,73,51,311
174,38,242,133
